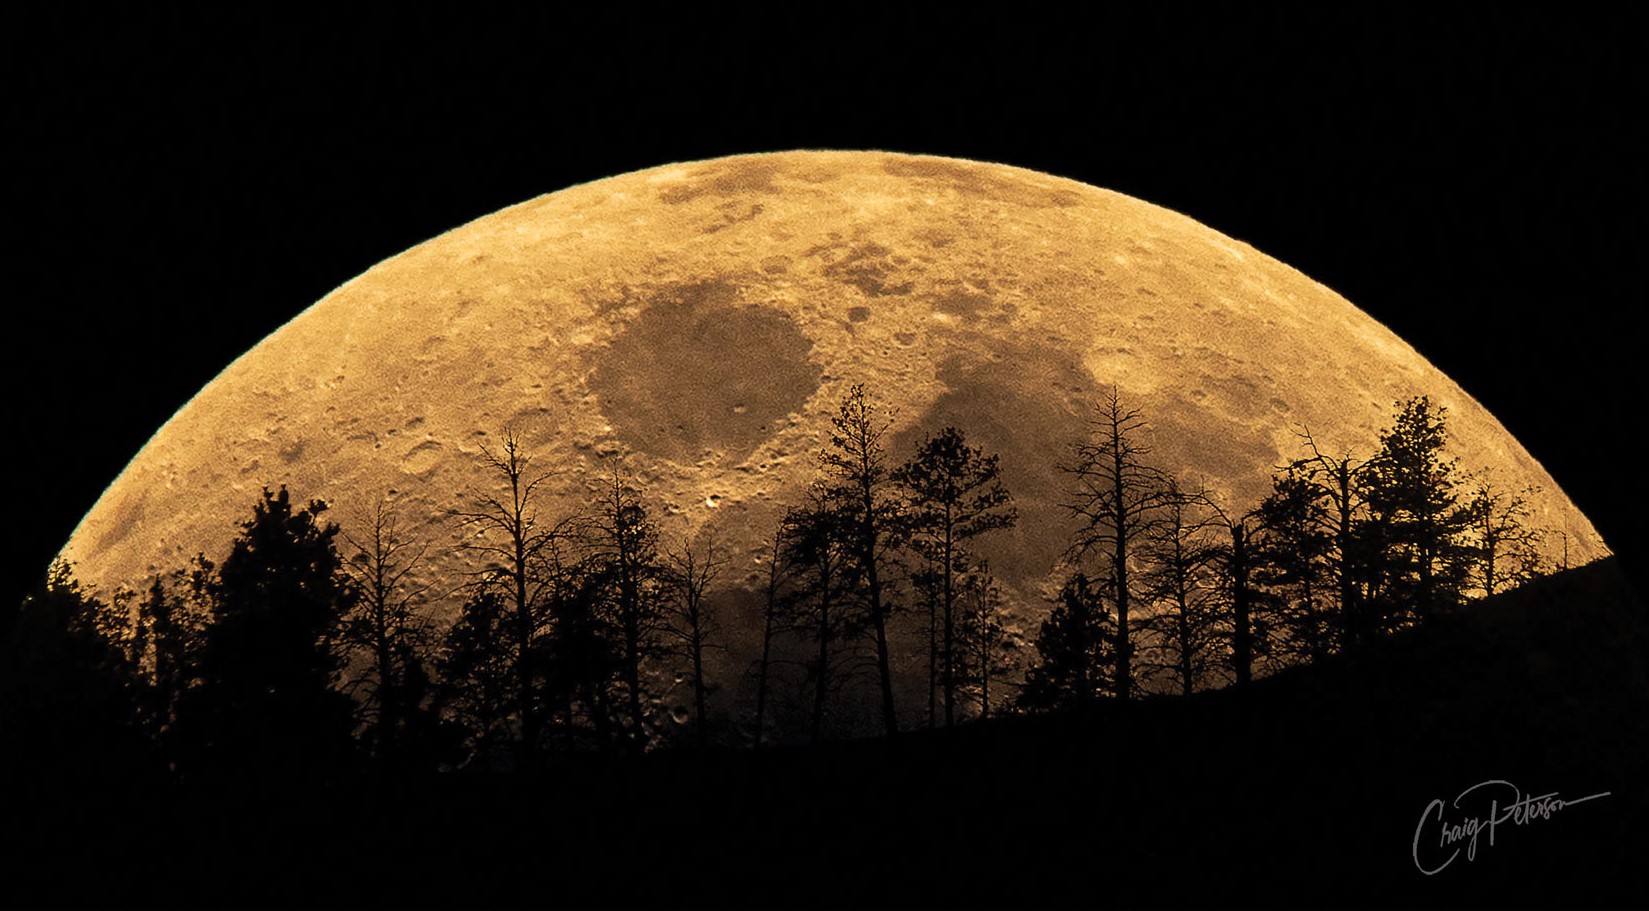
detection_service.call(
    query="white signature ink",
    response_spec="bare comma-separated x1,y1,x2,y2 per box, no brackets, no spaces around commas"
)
1412,779,1610,875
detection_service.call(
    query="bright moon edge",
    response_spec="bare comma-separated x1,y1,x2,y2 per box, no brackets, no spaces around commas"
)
61,150,1608,608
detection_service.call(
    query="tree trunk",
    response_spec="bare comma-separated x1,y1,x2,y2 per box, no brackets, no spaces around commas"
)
863,526,898,736
811,561,832,746
1335,465,1358,654
1112,439,1132,702
926,584,937,729
754,553,778,750
942,511,956,727
514,538,538,770
690,601,708,749
1177,590,1193,697
1231,523,1252,687
624,607,643,755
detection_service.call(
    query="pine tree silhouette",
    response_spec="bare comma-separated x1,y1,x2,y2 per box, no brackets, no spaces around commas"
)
1020,571,1116,710
171,487,359,782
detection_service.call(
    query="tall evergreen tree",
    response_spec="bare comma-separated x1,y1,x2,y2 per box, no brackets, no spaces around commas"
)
2,560,149,780
957,568,1020,719
171,487,359,781
438,585,518,766
538,565,624,755
894,425,1016,726
1254,470,1337,665
1019,571,1116,710
1360,397,1474,629
818,383,904,735
130,558,212,752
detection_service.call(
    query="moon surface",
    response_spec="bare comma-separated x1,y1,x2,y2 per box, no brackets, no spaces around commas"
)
63,151,1606,635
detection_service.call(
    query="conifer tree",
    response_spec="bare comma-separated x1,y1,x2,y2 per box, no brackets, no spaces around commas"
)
171,487,359,780
1360,397,1474,628
818,383,903,735
1020,571,1116,710
894,425,1016,726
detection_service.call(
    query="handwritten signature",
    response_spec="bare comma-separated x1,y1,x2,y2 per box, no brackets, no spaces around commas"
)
1412,779,1610,875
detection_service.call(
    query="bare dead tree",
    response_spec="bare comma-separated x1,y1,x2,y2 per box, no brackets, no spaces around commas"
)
1061,390,1176,700
1204,497,1268,688
1285,428,1374,653
1137,483,1227,696
341,500,437,768
453,428,577,768
750,531,796,751
664,534,728,749
1461,473,1546,598
587,461,667,756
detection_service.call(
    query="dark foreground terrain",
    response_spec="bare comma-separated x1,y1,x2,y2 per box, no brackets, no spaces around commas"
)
9,560,1646,910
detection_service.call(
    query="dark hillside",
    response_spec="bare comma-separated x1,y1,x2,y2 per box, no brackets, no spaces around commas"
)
10,560,1643,909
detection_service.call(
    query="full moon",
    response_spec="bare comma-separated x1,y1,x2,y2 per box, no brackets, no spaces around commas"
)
62,151,1606,631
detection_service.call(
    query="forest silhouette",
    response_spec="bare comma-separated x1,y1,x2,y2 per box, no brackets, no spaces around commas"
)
4,386,1642,908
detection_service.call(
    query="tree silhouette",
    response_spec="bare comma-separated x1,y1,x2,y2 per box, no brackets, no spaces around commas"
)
2,560,149,780
128,559,211,754
539,565,623,755
664,535,727,748
1461,474,1545,598
1360,397,1474,629
748,532,792,750
171,487,359,781
957,568,1021,718
782,486,854,745
894,425,1016,726
1061,390,1175,700
1254,469,1337,665
1209,504,1268,687
818,383,903,735
1137,484,1226,695
587,463,667,754
1020,571,1115,710
1282,430,1375,653
454,428,574,768
438,586,515,765
340,501,448,772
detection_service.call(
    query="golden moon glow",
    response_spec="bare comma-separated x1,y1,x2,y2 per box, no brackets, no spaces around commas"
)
63,151,1606,621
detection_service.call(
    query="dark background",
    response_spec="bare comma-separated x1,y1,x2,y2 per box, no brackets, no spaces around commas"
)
11,9,1640,633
